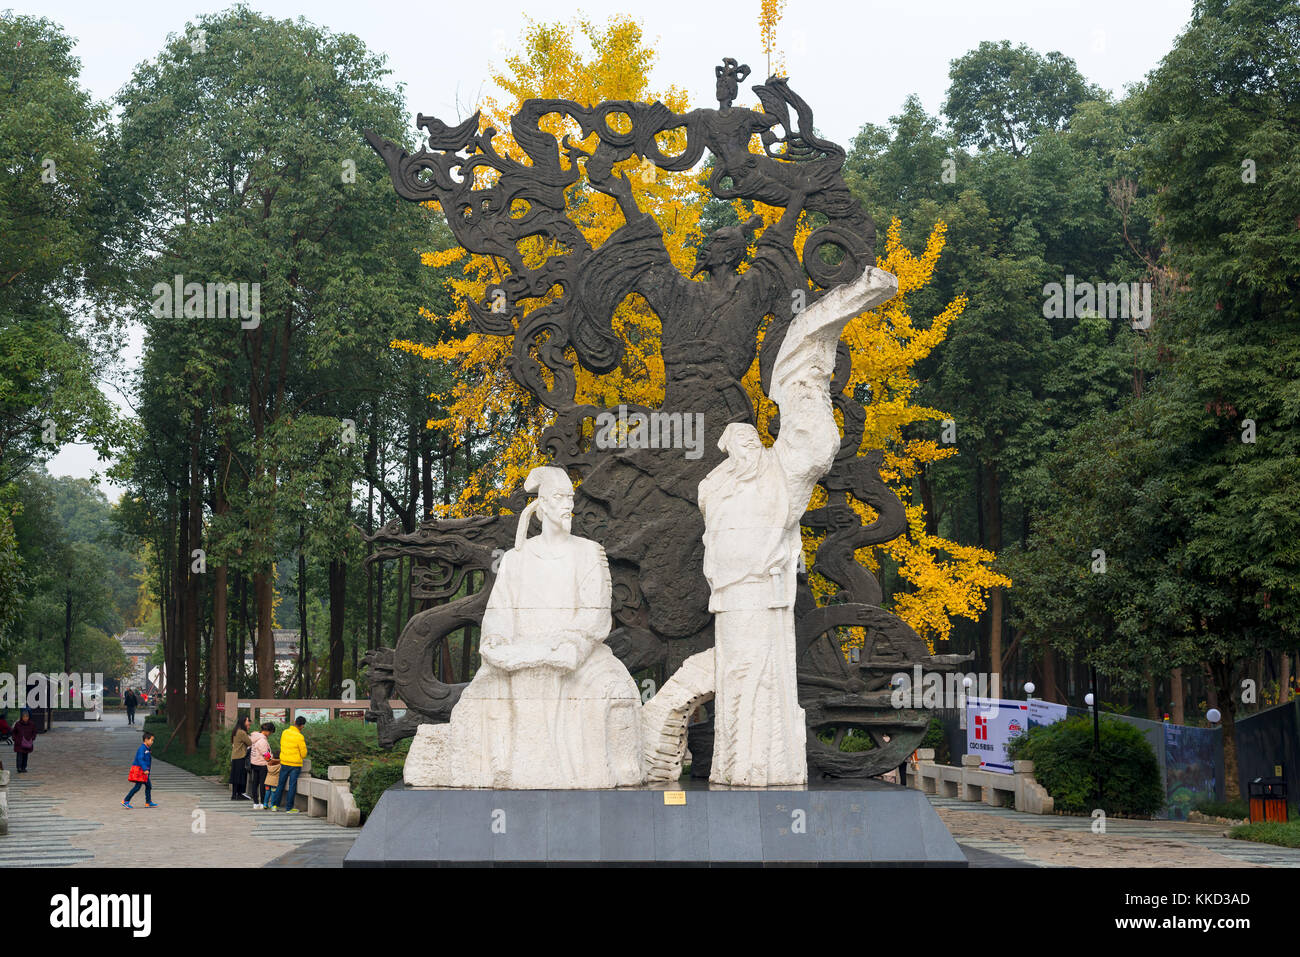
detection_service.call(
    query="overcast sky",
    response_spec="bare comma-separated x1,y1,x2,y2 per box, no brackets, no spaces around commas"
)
30,0,1196,498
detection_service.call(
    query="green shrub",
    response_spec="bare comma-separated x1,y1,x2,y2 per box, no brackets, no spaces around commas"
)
921,716,945,752
242,717,409,778
1006,716,1164,816
299,719,384,776
143,714,168,726
1229,821,1300,848
351,757,405,820
1193,797,1248,820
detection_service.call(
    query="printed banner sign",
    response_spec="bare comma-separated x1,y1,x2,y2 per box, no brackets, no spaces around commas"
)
965,697,1030,773
1028,699,1068,728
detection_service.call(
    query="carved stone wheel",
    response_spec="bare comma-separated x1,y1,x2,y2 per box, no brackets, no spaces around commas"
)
797,603,939,779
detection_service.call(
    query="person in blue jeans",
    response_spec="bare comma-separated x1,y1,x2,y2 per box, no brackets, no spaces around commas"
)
267,716,308,813
123,732,157,808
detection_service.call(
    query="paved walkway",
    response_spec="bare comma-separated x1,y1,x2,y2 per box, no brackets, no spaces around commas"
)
8,717,1296,868
929,795,1300,868
1,713,350,868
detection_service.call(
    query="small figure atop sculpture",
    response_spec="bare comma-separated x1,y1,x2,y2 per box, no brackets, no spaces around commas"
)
403,466,644,789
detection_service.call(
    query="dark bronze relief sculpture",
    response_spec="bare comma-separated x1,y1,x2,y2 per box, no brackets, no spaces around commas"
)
363,60,968,778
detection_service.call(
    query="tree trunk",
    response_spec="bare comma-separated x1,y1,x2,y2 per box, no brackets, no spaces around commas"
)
298,536,308,698
210,562,227,761
1171,667,1185,724
392,556,405,641
172,491,188,731
375,441,385,648
984,465,1003,680
329,557,345,697
184,408,202,755
1042,644,1060,703
420,424,434,523
64,589,73,674
237,570,248,692
1206,660,1239,800
366,414,376,656
1281,654,1293,704
210,382,232,759
254,568,275,696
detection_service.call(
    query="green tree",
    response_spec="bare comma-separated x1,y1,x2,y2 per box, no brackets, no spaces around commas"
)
0,14,121,488
114,6,449,754
943,40,1103,156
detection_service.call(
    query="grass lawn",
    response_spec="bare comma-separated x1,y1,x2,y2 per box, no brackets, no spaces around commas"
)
1228,820,1300,848
146,725,227,779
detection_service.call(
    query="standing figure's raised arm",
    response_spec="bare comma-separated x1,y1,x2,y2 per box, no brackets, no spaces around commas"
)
770,264,899,523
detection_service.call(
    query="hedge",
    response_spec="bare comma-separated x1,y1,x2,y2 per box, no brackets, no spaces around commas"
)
1006,715,1164,816
350,757,406,819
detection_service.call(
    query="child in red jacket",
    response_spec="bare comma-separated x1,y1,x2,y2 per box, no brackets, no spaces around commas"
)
122,732,158,808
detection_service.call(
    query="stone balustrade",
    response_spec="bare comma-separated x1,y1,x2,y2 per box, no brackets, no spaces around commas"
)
906,749,1054,814
284,760,361,827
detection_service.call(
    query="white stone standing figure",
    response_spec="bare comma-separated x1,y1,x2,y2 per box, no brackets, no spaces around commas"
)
402,466,644,789
698,263,899,787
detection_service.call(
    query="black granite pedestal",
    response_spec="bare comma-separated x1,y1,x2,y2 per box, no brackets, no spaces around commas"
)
343,778,967,867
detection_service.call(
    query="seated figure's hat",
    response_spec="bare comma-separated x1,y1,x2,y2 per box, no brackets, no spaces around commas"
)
515,466,573,548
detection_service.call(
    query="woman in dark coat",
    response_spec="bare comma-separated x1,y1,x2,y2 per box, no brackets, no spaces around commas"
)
229,715,253,800
11,709,37,772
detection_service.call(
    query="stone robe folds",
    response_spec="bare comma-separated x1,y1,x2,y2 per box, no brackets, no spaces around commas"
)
403,535,644,789
698,264,899,788
698,422,829,788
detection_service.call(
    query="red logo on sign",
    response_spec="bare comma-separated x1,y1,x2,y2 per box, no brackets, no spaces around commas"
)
974,715,987,740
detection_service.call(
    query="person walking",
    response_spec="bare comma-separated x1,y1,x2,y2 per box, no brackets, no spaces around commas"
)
11,708,36,773
229,715,253,801
122,731,157,808
267,716,308,813
248,722,273,809
124,688,138,726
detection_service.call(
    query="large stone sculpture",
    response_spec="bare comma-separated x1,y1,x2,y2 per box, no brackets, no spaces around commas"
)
402,467,644,788
365,58,973,781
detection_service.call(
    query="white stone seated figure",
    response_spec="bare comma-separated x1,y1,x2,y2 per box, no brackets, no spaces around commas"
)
403,466,645,789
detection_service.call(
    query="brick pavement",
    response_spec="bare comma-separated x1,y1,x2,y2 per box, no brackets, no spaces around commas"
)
928,795,1300,868
1,713,351,868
